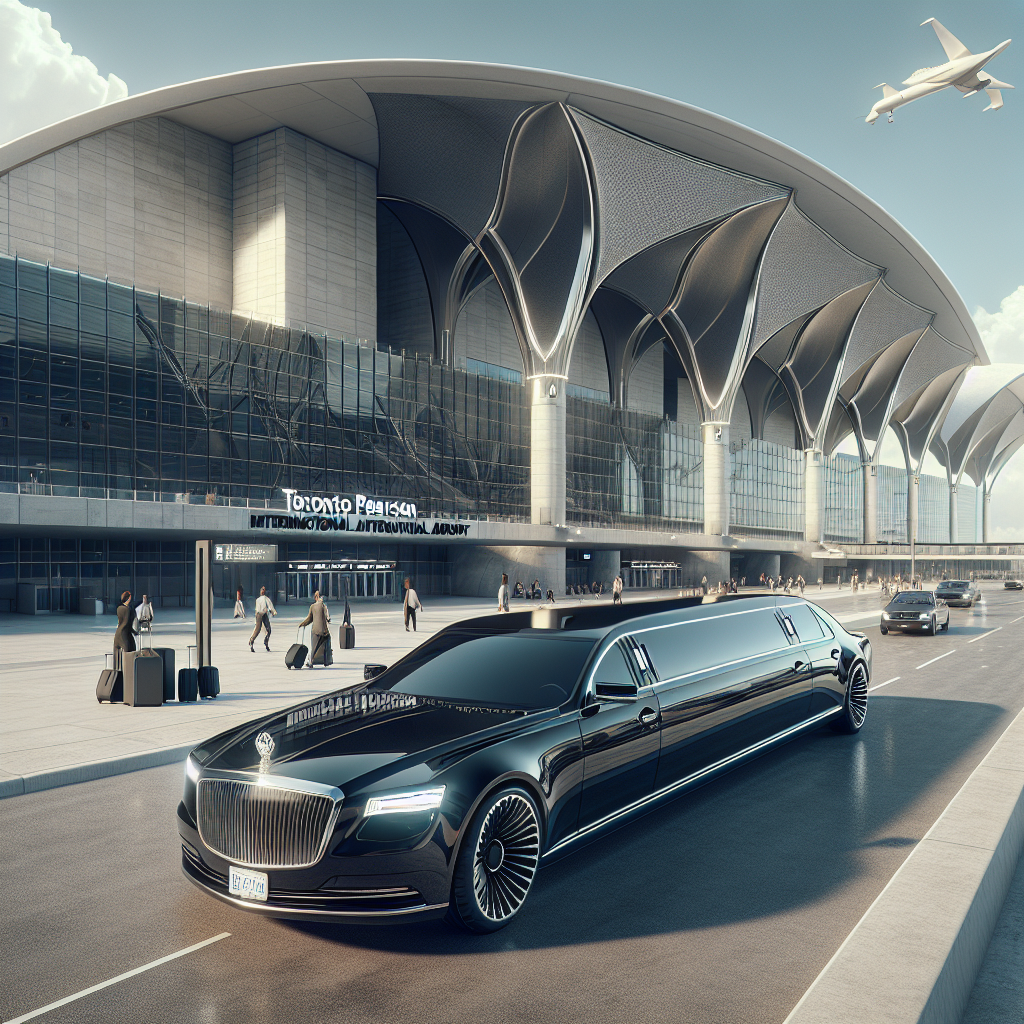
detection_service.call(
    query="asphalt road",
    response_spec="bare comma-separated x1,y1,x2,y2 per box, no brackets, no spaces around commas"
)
3,587,1023,1024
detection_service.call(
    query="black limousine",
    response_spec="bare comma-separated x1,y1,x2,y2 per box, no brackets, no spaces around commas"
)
178,594,871,932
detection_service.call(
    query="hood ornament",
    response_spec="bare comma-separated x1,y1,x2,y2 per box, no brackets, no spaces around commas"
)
255,731,275,774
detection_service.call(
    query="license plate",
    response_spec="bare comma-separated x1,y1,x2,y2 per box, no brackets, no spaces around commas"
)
229,865,268,902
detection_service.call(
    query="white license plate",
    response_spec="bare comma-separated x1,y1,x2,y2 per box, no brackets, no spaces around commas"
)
229,865,268,902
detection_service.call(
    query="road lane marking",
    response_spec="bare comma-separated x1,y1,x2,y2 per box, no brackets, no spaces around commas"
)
3,933,231,1024
916,650,956,670
1010,615,1024,624
869,676,900,692
967,627,1002,644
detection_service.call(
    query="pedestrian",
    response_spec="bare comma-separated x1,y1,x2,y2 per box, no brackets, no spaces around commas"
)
701,575,708,595
113,590,138,669
546,589,555,604
250,585,276,652
798,575,805,595
532,578,541,599
135,593,154,633
498,573,510,613
299,590,331,667
233,587,246,619
741,576,746,588
403,577,422,631
612,574,623,605
818,576,823,590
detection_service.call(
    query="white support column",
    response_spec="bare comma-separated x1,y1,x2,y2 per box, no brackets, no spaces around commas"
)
531,376,566,526
907,474,919,545
804,449,824,545
701,422,730,536
982,486,991,543
949,485,959,544
863,463,878,544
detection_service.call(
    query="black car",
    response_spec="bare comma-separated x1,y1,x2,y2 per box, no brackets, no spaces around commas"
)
934,580,978,607
178,594,871,932
1004,580,1023,591
880,590,950,634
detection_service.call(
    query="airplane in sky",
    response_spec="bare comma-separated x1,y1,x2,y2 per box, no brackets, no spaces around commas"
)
866,18,1013,124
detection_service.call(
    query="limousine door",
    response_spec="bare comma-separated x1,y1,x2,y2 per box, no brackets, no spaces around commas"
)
577,640,661,829
639,607,810,790
783,602,844,714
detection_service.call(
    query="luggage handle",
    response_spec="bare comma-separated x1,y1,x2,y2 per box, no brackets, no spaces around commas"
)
186,645,196,670
105,652,114,669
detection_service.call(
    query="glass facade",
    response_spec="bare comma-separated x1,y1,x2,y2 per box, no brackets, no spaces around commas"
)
824,454,863,543
730,439,804,538
877,463,908,542
918,473,950,542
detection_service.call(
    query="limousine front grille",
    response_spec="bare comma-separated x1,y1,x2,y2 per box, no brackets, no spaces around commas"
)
197,778,338,869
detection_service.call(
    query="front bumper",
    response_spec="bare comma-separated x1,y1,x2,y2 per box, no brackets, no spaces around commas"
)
177,805,450,924
881,617,933,632
937,597,972,607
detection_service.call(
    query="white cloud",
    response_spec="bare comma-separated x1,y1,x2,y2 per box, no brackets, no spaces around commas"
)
0,0,127,147
974,285,1024,365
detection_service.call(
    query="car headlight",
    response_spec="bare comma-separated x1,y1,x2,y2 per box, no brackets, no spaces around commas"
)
919,612,930,620
185,752,204,783
882,612,890,619
365,786,445,816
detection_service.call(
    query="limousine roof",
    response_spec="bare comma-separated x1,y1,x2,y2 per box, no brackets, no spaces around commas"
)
451,592,819,639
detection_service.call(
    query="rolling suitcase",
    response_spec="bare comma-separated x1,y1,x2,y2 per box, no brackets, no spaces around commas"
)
311,630,332,667
178,644,198,703
124,649,164,707
286,626,308,670
96,653,123,703
339,622,355,650
151,647,176,703
198,665,220,699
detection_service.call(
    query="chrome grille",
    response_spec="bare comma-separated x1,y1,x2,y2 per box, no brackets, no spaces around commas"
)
197,778,339,869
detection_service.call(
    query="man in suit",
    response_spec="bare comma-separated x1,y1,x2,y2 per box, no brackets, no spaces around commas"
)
299,590,331,667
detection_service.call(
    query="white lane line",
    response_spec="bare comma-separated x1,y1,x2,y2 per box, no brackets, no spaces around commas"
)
3,933,230,1024
967,627,1002,645
1010,615,1024,624
916,650,956,671
869,676,900,692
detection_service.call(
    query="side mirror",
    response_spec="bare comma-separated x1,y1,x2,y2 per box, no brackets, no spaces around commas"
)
363,663,387,681
594,680,639,703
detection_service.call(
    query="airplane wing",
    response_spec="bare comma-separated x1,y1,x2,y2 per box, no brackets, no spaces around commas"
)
922,18,972,61
984,89,1004,111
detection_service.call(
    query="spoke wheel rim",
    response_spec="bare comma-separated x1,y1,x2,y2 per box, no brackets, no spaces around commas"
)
849,665,869,728
472,793,540,922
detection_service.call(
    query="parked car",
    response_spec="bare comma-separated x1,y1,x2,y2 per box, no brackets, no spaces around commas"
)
934,580,978,607
178,594,871,933
1004,580,1023,590
880,591,950,634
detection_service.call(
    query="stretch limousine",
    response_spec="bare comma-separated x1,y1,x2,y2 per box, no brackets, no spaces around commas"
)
178,594,871,933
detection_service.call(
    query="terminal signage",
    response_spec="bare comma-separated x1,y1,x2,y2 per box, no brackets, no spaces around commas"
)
214,544,279,562
281,489,417,520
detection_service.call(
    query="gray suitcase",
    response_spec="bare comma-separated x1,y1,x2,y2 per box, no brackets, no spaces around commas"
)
151,647,176,702
123,649,164,707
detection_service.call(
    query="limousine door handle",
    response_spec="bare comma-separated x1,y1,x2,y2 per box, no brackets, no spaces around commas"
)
637,707,659,725
793,660,805,672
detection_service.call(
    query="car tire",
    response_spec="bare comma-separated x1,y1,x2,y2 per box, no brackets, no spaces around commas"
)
832,661,869,734
925,617,935,636
446,786,541,934
879,626,888,635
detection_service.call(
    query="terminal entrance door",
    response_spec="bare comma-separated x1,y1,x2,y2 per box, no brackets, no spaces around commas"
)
284,569,396,603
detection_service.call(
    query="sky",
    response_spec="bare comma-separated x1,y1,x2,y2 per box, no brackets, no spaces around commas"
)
1,0,1022,537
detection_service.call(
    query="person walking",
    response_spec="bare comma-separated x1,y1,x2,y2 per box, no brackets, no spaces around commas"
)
299,590,331,667
498,573,510,613
113,590,138,669
612,574,623,605
135,593,154,634
233,587,246,619
701,575,708,596
250,585,276,652
532,578,541,599
403,577,422,631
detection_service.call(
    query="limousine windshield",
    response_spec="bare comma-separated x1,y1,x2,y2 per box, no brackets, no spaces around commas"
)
369,631,598,710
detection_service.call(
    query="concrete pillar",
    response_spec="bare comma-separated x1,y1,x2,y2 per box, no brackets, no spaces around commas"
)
949,486,959,544
804,449,824,545
907,474,919,545
449,544,566,599
701,422,730,536
531,376,566,526
863,463,878,544
195,540,213,669
982,487,991,543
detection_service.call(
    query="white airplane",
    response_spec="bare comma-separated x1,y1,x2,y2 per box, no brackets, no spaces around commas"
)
866,18,1012,123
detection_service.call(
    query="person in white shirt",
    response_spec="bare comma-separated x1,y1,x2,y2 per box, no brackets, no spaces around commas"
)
233,587,246,619
612,575,623,605
498,573,509,613
250,585,277,652
136,594,154,632
403,578,422,631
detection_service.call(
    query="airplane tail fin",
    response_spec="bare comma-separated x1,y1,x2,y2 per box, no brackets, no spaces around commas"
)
984,89,1005,112
922,18,972,61
875,83,900,99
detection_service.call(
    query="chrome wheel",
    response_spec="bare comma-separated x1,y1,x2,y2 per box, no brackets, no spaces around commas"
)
471,792,540,923
848,664,869,729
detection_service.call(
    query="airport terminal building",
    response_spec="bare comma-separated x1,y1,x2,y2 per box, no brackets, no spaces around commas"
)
1,61,1022,611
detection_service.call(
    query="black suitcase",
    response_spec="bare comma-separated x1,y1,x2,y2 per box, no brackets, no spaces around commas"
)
97,653,123,703
311,632,332,667
152,647,176,703
286,626,308,669
178,645,198,702
339,622,355,650
124,650,164,707
198,665,220,699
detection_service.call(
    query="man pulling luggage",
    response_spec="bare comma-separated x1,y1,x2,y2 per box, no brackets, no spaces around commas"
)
299,590,331,667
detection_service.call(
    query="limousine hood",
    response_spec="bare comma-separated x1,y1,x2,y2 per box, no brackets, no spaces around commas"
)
194,687,540,791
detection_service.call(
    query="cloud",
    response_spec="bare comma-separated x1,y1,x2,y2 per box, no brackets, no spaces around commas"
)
0,0,127,147
974,285,1024,365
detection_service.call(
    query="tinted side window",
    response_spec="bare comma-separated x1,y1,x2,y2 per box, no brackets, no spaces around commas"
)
787,603,824,641
812,609,836,639
592,642,638,687
640,610,789,680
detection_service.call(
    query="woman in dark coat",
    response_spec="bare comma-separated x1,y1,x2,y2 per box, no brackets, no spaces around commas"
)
113,590,138,668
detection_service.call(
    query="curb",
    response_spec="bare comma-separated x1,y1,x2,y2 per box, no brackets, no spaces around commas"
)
0,744,194,800
785,704,1024,1024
